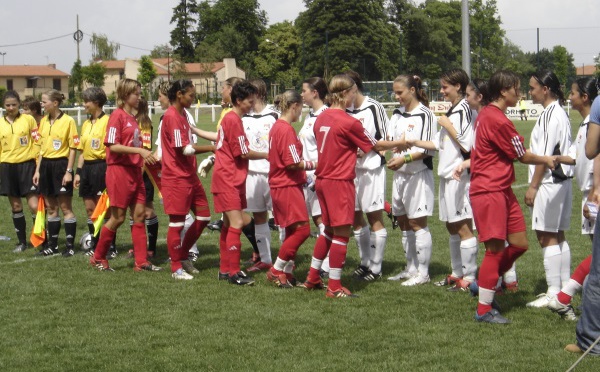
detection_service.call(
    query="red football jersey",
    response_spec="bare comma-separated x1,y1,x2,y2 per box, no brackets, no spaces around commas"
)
104,108,143,167
160,106,198,185
470,105,526,195
313,109,377,180
268,119,306,188
211,110,250,194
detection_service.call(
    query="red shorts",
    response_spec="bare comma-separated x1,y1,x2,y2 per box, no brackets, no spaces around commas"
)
106,165,145,209
470,188,526,242
271,185,309,228
316,178,355,227
162,179,210,217
213,190,247,213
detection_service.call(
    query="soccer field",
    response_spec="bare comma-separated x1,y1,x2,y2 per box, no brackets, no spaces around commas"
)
0,109,598,371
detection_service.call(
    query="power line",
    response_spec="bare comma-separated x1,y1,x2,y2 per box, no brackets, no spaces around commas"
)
82,32,152,52
506,26,600,32
0,33,73,47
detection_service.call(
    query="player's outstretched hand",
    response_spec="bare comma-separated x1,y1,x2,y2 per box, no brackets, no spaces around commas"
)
387,157,404,171
453,164,464,181
198,156,215,177
524,186,537,207
141,149,157,165
548,155,559,170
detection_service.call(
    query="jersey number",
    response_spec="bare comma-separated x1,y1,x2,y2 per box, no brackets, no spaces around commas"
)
319,126,330,154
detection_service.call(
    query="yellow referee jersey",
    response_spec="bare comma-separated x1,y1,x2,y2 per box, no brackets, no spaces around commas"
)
36,112,80,158
78,112,109,160
217,107,232,130
0,113,38,163
141,125,152,150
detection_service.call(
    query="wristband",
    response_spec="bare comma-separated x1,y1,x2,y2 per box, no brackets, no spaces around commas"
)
403,154,413,164
76,168,83,175
304,160,316,170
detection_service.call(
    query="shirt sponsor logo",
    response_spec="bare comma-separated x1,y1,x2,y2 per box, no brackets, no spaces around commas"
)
73,135,80,145
53,139,62,150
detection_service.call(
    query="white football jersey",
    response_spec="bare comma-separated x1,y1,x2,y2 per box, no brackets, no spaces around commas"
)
347,96,390,170
243,105,279,174
299,105,327,164
529,100,573,184
390,102,437,174
434,98,474,179
568,115,592,191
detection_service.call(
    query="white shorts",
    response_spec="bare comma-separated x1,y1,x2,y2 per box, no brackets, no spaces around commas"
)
439,176,472,223
581,190,595,235
354,166,386,213
304,185,321,218
531,181,572,232
245,171,272,213
392,170,434,219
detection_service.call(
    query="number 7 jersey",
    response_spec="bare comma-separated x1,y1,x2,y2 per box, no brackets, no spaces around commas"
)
313,109,377,181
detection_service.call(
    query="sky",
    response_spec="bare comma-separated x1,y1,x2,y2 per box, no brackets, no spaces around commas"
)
0,0,598,74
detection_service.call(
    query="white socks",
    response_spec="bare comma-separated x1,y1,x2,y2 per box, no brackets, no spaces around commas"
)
254,222,272,264
402,230,417,275
503,262,518,284
415,227,432,277
354,225,371,267
559,241,571,285
449,234,463,278
562,279,583,297
369,229,387,275
273,257,287,272
543,244,562,296
310,257,323,271
183,213,199,254
460,237,478,282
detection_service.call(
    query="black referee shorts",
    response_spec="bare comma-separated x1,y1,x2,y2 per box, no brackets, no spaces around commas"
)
0,160,38,197
39,157,73,197
143,171,155,203
79,160,107,198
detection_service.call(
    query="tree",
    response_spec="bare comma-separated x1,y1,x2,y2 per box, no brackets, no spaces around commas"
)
297,0,400,81
81,63,107,88
137,56,158,98
469,0,505,78
170,0,197,62
595,53,600,78
90,33,120,61
552,45,576,88
194,0,267,69
253,21,301,88
69,59,84,99
150,44,173,59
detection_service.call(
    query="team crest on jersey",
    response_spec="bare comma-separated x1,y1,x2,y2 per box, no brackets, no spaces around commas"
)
19,136,28,146
52,139,62,150
91,138,100,150
132,128,141,147
407,124,414,132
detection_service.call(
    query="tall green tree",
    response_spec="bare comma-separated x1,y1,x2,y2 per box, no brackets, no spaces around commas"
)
170,0,197,62
469,0,505,78
194,0,267,70
552,45,576,88
90,33,120,61
253,21,301,88
150,44,173,59
297,0,400,81
137,56,158,98
81,63,107,87
69,59,84,98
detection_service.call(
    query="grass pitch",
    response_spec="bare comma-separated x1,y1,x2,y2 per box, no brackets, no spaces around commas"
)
0,108,597,371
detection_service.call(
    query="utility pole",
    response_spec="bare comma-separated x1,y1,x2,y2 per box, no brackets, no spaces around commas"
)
0,52,6,65
461,0,471,77
536,28,540,71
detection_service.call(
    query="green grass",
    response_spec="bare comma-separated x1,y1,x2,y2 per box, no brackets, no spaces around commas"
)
0,108,598,371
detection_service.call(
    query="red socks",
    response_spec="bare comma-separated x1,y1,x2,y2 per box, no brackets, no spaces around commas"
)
226,227,242,276
167,221,185,272
219,226,230,274
182,219,208,252
94,225,116,261
327,235,349,291
279,224,310,261
131,222,148,266
499,244,527,276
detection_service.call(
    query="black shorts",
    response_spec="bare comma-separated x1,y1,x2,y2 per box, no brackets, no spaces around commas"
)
143,171,155,203
79,160,107,198
0,160,38,197
39,157,73,197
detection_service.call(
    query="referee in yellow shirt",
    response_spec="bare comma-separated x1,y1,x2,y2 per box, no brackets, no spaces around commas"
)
33,90,79,257
73,87,117,256
0,91,42,252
